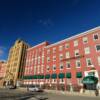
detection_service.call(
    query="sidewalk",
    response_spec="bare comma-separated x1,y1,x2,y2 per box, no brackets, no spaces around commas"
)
44,89,100,97
16,87,27,92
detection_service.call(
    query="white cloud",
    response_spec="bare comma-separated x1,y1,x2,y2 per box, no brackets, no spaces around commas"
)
38,18,54,27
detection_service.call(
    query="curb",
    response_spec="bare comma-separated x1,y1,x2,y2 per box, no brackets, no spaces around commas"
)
44,90,100,97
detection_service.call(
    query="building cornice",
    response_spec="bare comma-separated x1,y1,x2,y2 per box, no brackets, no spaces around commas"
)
46,26,100,48
27,41,48,51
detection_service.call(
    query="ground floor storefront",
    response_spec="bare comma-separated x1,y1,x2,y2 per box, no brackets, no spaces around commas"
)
22,79,83,92
22,69,100,93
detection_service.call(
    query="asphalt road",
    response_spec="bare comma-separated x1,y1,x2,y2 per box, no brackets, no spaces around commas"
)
0,88,100,100
0,88,44,100
43,93,100,100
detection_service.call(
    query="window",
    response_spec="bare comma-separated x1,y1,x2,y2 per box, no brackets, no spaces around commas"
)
47,49,50,54
93,34,99,40
98,56,100,65
66,61,71,68
52,79,57,83
66,79,71,85
75,49,79,56
37,66,40,74
13,68,16,72
53,65,56,71
84,47,90,54
53,48,56,53
83,37,88,44
59,45,63,51
42,52,44,56
88,72,95,76
38,57,40,64
60,79,64,83
65,43,69,49
34,59,37,65
96,44,100,51
42,57,44,64
86,58,92,66
77,78,82,85
34,66,36,74
59,54,63,60
41,65,44,73
53,56,56,61
74,40,78,47
60,63,63,70
47,66,50,72
76,60,81,68
66,52,70,58
47,57,50,62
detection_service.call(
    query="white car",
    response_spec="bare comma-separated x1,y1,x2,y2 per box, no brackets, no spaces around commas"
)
27,85,39,92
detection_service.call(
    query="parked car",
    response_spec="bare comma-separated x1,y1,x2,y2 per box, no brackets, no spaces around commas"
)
27,85,43,92
6,85,16,89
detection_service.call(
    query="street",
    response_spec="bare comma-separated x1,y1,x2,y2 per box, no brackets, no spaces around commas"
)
0,88,44,100
0,88,100,100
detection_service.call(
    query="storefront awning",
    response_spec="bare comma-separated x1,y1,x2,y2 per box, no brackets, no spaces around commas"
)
58,73,65,78
51,74,57,79
37,75,44,79
23,76,33,79
76,72,82,78
33,75,38,79
82,76,98,84
45,74,50,79
66,72,71,78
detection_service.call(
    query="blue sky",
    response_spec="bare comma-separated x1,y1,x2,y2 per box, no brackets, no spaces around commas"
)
0,0,100,60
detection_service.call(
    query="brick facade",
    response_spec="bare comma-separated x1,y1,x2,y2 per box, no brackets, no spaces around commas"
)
23,27,100,90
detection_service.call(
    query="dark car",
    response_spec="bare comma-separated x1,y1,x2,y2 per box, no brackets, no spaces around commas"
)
6,85,16,89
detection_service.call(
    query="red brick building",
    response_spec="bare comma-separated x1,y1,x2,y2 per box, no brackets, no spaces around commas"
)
23,42,49,86
23,27,100,91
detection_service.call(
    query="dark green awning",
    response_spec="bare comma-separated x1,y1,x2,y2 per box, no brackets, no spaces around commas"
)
51,73,57,79
33,75,38,79
23,76,33,79
82,76,98,84
66,72,71,78
58,73,65,78
45,74,50,79
76,72,82,78
23,75,37,79
37,75,44,79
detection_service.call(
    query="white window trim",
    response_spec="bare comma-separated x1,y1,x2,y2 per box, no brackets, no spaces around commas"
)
74,40,78,47
59,79,65,84
86,58,93,67
65,43,69,49
53,65,56,71
75,49,79,57
76,60,81,68
66,52,70,58
83,37,88,44
59,45,63,51
98,56,100,65
84,47,90,55
66,62,71,69
53,48,56,53
53,56,56,61
95,44,100,52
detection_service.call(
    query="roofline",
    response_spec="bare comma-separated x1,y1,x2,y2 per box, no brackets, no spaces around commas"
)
46,26,100,48
0,60,6,63
27,41,48,51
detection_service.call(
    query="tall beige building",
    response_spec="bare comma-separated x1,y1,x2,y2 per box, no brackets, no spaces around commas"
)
5,39,29,86
0,60,7,87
